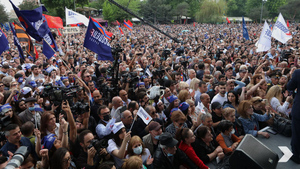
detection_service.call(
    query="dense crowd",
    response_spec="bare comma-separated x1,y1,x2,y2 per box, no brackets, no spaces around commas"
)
0,22,299,169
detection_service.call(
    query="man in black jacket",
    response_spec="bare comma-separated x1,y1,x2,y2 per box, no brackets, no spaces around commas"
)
153,132,199,169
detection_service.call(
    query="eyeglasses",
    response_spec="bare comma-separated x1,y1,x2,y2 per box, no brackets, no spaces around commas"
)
102,112,110,116
85,75,91,78
63,156,71,163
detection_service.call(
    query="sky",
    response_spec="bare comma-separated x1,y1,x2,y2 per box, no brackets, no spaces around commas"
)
1,0,23,12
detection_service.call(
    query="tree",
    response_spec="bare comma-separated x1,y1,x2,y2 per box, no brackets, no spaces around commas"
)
195,0,226,23
172,2,189,24
279,0,300,20
0,3,9,24
18,0,39,10
247,6,269,22
140,0,172,24
265,0,286,18
89,0,106,9
102,0,140,23
226,0,247,17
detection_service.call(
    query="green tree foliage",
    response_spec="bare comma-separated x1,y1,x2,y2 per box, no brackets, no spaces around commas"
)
226,0,247,17
18,0,39,10
279,0,300,20
140,0,172,24
248,6,269,22
172,2,189,24
88,0,106,9
264,0,286,18
0,3,9,24
195,0,226,23
102,0,140,23
43,0,89,18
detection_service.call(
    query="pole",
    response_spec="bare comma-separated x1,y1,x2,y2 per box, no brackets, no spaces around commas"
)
260,0,264,24
129,112,138,131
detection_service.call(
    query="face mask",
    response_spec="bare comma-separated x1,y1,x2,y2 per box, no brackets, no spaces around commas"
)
126,67,129,71
28,107,35,111
154,135,160,140
231,129,235,134
103,114,111,121
133,145,143,155
188,58,192,62
139,72,143,76
167,153,173,157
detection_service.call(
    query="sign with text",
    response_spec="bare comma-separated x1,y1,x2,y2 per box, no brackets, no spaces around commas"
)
62,27,80,34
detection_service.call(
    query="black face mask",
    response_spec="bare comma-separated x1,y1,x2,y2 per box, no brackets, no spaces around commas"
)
103,114,111,121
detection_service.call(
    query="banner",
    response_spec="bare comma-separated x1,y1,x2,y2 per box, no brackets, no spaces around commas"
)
83,18,113,61
65,7,89,27
272,13,292,44
137,107,152,125
256,21,272,52
61,27,80,34
0,28,9,56
242,16,249,40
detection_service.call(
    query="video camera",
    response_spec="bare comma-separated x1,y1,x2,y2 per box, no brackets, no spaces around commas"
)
40,84,83,106
71,101,90,115
121,72,140,88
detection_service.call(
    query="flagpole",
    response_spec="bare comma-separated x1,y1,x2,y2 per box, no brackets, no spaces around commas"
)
43,39,73,73
129,112,138,131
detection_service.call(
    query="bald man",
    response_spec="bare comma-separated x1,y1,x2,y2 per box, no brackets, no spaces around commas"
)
91,90,102,122
119,90,131,106
121,110,133,132
111,96,124,122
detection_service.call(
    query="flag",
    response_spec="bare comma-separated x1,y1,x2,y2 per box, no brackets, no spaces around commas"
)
43,32,58,51
43,39,55,59
137,107,152,125
9,23,25,60
91,17,113,40
83,18,113,61
4,23,10,31
242,16,249,40
65,7,89,26
57,28,62,36
124,20,133,31
287,20,290,28
14,21,36,57
256,21,272,52
116,20,124,35
43,14,63,28
226,17,231,24
272,13,292,44
35,46,38,59
269,23,273,31
9,0,48,41
193,22,196,27
0,28,9,56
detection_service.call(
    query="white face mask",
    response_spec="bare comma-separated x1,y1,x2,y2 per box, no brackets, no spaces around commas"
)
231,129,235,134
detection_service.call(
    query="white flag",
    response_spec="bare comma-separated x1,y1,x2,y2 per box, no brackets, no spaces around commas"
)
137,107,152,125
65,7,89,27
271,13,292,44
256,21,272,52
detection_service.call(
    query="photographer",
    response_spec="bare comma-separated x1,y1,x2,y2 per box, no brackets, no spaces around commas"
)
77,130,110,169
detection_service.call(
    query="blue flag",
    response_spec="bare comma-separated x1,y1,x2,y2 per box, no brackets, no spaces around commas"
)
4,23,10,31
9,0,48,41
43,40,55,59
84,18,113,61
242,16,249,40
9,23,25,60
0,28,9,56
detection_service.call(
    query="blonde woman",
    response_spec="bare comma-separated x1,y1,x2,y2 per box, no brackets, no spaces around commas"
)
189,78,200,100
265,85,292,115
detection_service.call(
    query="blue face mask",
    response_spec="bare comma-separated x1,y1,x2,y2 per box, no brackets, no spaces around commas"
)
126,67,129,71
28,107,35,111
188,58,192,62
154,135,160,140
167,153,173,157
133,145,143,155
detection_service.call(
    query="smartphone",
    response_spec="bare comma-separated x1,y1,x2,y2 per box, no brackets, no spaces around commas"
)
270,65,274,70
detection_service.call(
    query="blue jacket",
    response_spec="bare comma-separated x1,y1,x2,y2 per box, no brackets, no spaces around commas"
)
238,113,271,137
0,137,37,159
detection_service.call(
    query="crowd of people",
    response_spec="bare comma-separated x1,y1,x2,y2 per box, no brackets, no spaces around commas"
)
0,21,299,169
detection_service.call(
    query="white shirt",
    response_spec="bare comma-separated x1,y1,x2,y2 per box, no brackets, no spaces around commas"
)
270,97,289,114
211,93,227,106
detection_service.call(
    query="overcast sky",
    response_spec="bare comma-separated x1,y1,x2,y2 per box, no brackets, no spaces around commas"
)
1,0,23,12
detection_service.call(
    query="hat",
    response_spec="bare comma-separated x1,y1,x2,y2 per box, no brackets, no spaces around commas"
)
136,82,145,88
61,76,68,81
41,134,56,150
14,73,23,79
34,103,43,112
25,97,37,103
21,87,32,95
159,132,178,147
0,103,12,113
112,122,125,134
224,67,233,72
148,121,162,131
167,95,178,103
211,102,222,110
170,108,179,117
29,81,37,88
179,102,189,111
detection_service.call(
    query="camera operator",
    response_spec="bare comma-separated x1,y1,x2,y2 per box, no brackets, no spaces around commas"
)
0,124,37,159
77,130,110,169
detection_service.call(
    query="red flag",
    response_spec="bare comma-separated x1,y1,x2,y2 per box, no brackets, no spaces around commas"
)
43,14,63,28
287,20,290,27
116,20,124,35
35,46,38,60
193,22,195,27
124,20,132,31
226,17,231,24
127,20,133,27
57,28,62,36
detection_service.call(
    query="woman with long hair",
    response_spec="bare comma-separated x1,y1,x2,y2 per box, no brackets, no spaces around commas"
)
223,91,239,115
107,122,131,169
265,85,292,116
122,156,146,169
126,136,153,167
177,128,209,169
50,147,76,169
165,95,180,119
40,112,60,138
238,100,272,138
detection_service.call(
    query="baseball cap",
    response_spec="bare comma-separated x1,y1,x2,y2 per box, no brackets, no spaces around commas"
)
41,134,56,150
21,87,32,95
148,122,162,131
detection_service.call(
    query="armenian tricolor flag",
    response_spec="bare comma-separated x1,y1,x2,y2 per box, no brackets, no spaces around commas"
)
124,20,133,31
91,17,113,40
